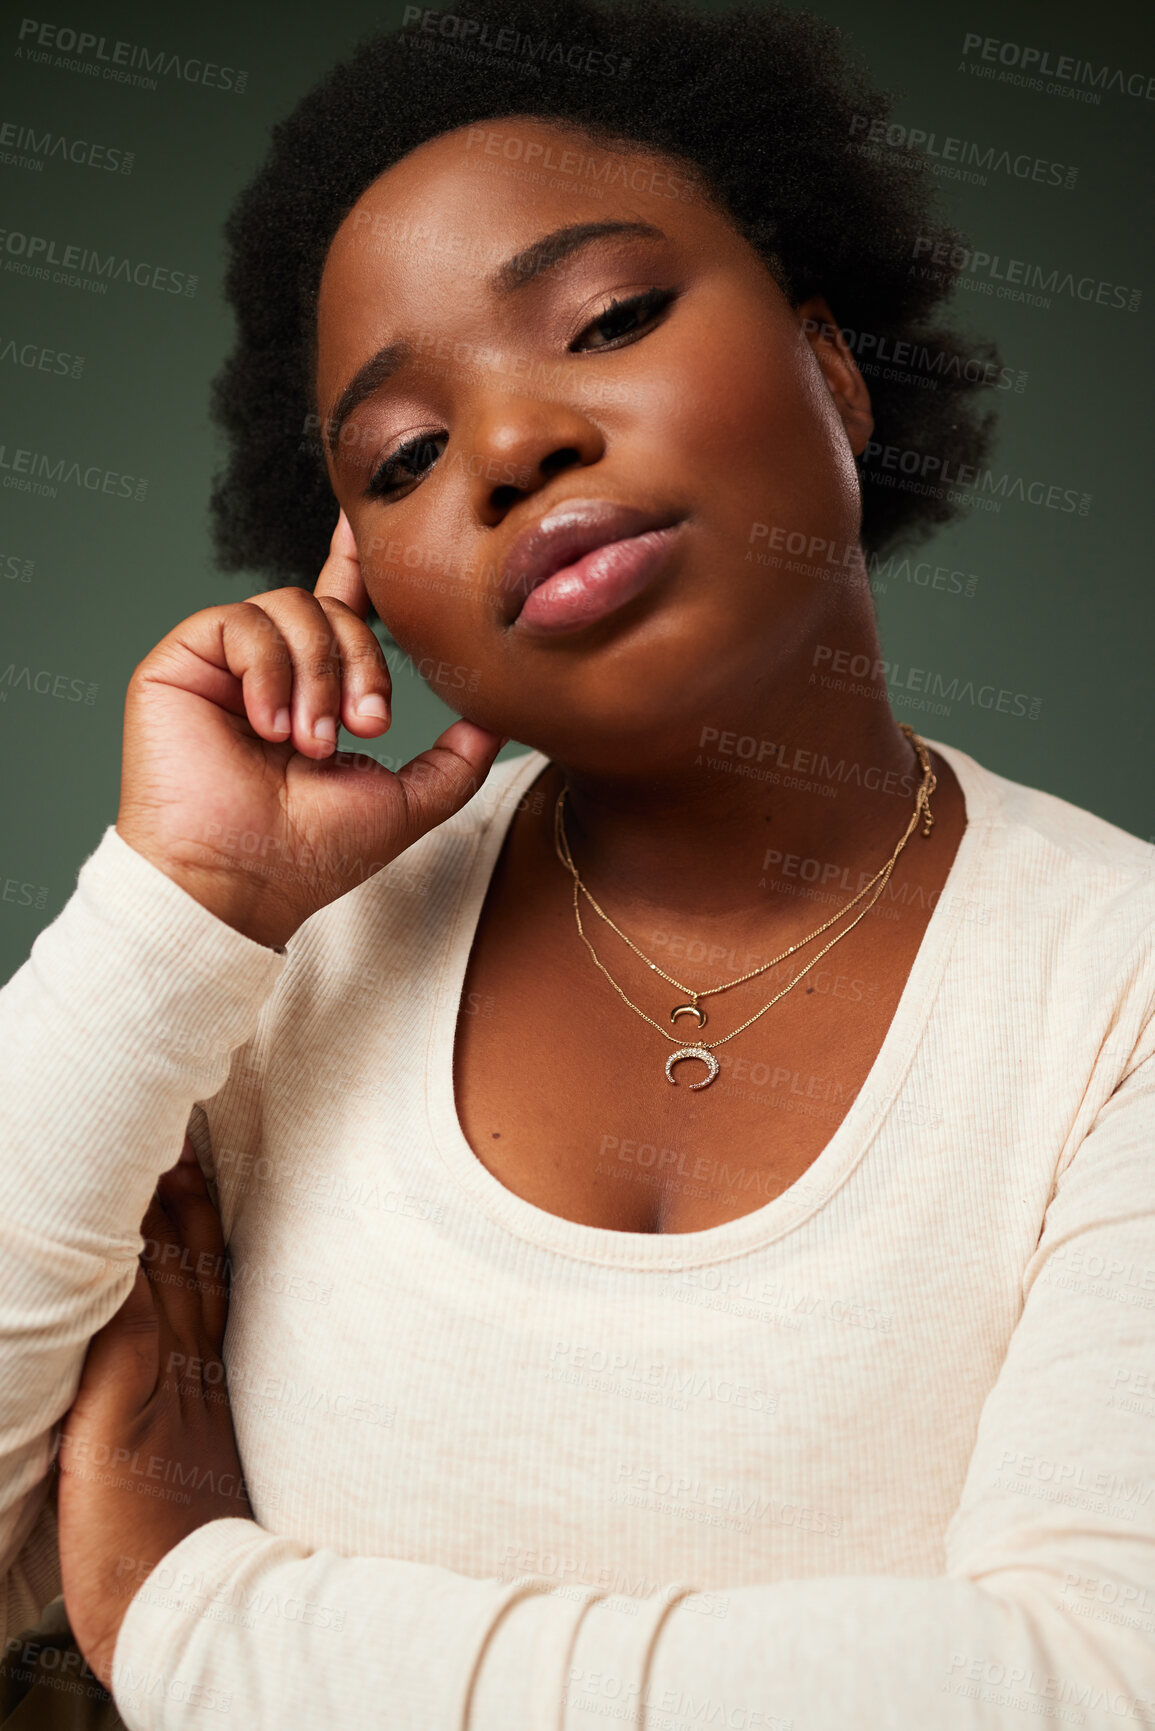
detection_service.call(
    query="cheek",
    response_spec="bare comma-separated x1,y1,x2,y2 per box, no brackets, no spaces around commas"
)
361,546,442,641
677,330,859,542
358,527,490,668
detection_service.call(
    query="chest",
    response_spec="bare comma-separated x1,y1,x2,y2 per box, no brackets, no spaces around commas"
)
220,1149,1019,1584
454,867,936,1234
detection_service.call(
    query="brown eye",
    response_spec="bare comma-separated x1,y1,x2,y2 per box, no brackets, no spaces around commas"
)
571,288,678,352
365,432,448,500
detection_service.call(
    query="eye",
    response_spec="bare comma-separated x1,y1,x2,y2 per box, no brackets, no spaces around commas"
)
365,431,448,501
570,287,678,353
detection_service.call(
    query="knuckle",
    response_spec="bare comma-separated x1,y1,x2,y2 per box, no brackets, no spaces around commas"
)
233,604,285,651
301,652,341,682
118,1307,160,1338
260,584,310,604
342,638,386,672
286,617,339,663
237,623,290,667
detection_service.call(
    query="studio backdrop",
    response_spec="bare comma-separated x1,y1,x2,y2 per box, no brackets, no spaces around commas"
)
0,0,1152,985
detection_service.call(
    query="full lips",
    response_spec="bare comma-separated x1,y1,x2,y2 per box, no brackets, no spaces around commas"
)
515,524,684,634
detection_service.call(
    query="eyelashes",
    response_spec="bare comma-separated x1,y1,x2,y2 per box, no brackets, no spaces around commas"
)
569,285,678,352
365,433,448,501
363,286,679,502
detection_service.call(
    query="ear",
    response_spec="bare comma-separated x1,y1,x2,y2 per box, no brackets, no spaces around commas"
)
796,295,874,458
314,508,375,621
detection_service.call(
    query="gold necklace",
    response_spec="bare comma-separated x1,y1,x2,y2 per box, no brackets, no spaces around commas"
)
553,725,937,1091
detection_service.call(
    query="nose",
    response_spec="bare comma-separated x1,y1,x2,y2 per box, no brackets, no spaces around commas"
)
464,394,607,525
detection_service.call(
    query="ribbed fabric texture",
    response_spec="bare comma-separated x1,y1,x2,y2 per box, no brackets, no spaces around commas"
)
1,740,1154,1730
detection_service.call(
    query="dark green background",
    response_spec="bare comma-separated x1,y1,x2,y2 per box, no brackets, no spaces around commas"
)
1,0,1152,983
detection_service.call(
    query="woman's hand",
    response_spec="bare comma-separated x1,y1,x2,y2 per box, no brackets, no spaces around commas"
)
57,1139,250,1691
117,510,505,948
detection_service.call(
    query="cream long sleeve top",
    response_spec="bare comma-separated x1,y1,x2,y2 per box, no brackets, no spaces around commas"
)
2,737,1155,1730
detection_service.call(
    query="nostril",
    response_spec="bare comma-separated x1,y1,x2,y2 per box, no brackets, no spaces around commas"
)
540,446,582,479
488,446,584,515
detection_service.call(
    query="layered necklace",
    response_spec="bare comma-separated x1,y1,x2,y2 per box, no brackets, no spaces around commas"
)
552,724,937,1091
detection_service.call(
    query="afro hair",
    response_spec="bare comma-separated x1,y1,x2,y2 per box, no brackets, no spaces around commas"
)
209,0,1001,584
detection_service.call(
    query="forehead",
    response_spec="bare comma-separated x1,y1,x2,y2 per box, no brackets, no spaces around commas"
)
318,116,720,322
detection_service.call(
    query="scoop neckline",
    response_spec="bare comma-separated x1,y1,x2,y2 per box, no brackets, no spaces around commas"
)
424,737,999,1270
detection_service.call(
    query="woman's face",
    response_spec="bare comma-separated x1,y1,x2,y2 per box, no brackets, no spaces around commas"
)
315,116,872,771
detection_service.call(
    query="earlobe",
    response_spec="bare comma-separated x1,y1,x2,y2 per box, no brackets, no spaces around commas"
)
797,295,874,457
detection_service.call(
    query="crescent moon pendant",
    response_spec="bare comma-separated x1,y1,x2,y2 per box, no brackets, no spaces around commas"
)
665,1046,720,1090
670,1003,707,1029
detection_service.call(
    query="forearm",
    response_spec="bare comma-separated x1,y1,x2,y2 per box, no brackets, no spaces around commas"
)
0,826,283,1586
108,1108,1155,1731
111,1520,552,1728
111,1519,1148,1731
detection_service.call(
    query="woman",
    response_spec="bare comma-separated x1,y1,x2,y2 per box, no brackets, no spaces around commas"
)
2,0,1153,1724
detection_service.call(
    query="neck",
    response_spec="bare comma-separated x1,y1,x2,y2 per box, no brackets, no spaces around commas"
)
547,682,930,939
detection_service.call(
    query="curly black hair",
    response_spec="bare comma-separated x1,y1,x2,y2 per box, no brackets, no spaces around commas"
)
209,0,1001,585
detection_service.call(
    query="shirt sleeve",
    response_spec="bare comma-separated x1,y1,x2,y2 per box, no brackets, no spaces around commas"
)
0,824,286,1650
110,1008,1155,1730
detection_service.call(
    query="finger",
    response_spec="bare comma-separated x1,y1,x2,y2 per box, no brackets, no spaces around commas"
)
155,601,295,747
137,1186,223,1404
246,587,352,761
314,509,373,621
393,719,507,848
70,1265,159,1415
150,1166,229,1352
154,1157,230,1351
138,1185,212,1346
315,595,393,738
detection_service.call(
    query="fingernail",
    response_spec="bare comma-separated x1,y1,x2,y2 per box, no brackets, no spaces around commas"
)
273,707,291,735
356,695,388,722
313,716,337,743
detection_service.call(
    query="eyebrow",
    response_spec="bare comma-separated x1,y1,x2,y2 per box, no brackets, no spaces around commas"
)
324,219,668,458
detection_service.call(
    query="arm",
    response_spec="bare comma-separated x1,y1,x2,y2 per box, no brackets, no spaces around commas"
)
0,528,503,1656
0,824,285,1646
106,1013,1155,1729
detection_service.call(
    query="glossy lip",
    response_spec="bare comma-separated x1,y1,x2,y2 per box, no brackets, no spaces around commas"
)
502,498,685,628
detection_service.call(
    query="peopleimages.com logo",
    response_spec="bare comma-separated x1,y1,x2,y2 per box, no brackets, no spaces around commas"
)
810,645,1043,722
848,115,1077,191
400,7,632,77
0,438,148,501
0,118,134,174
799,317,1025,394
910,237,1140,314
0,228,197,297
959,32,1155,105
860,441,1092,517
14,18,248,93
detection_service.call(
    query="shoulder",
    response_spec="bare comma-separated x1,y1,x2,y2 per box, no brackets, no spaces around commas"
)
930,735,1155,993
933,736,1154,878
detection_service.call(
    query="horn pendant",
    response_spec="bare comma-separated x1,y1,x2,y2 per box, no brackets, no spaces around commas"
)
665,1046,720,1090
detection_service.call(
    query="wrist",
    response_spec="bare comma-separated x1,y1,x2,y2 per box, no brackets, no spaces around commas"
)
114,824,298,949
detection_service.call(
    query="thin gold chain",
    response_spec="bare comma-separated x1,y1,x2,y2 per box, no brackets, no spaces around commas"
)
553,725,936,1052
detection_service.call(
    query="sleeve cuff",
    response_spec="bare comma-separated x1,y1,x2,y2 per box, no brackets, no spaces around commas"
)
39,823,289,1062
110,1519,284,1727
84,826,289,974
